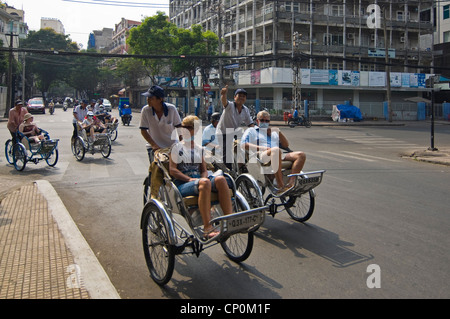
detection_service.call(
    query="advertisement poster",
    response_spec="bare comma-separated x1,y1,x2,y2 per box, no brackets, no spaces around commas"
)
310,69,329,85
390,73,402,87
369,71,386,87
351,71,360,86
329,70,338,85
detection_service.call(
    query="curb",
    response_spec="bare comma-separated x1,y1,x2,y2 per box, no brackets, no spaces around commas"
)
35,180,121,299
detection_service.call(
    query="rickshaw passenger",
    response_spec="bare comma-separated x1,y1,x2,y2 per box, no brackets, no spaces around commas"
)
139,85,182,199
241,111,306,194
19,113,45,143
169,116,233,239
82,111,106,142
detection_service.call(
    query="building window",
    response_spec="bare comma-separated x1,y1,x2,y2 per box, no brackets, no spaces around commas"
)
444,5,450,19
444,31,450,42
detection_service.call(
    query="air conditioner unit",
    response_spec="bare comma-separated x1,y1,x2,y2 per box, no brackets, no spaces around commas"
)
400,36,405,43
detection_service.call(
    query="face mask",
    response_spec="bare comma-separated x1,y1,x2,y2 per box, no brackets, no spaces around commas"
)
259,122,269,129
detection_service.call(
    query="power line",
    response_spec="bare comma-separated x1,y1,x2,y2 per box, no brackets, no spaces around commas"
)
62,0,169,8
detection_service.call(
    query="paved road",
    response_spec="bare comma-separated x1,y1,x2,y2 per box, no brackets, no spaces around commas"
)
1,109,449,298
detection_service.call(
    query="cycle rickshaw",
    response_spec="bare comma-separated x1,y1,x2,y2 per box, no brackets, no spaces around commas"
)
205,142,324,223
71,123,112,161
5,129,59,171
140,151,265,286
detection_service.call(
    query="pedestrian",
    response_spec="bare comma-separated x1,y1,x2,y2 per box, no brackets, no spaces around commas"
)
140,85,182,199
216,85,253,169
7,100,29,145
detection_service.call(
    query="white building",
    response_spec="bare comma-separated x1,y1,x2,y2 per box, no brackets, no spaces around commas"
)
40,17,65,35
169,0,437,120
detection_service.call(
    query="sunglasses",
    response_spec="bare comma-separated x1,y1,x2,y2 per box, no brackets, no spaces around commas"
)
259,119,270,123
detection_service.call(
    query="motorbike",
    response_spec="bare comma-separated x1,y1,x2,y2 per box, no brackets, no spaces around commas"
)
288,115,312,128
119,104,132,126
49,102,55,115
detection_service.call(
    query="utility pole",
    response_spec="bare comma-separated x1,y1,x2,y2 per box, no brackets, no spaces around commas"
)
383,9,392,122
292,32,301,110
4,22,18,118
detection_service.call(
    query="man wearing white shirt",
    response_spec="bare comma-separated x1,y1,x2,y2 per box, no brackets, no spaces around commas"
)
241,110,306,194
216,85,253,168
140,85,182,199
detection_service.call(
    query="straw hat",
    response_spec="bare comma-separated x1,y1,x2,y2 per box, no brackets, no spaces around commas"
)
181,115,199,128
23,113,33,122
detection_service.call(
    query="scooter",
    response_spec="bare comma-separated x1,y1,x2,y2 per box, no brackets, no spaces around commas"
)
49,102,55,115
119,104,132,126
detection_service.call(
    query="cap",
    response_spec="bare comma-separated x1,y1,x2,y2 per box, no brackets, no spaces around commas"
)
234,88,247,96
87,111,94,116
142,85,165,98
211,112,221,122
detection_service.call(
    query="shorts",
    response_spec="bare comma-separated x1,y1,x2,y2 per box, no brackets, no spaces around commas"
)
175,174,233,197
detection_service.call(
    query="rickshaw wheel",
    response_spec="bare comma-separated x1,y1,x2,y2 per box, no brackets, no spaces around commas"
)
235,175,263,209
142,202,175,286
143,173,151,205
282,191,315,223
101,140,111,158
5,139,14,164
220,195,254,263
12,143,27,171
110,129,118,141
73,137,85,161
45,148,59,167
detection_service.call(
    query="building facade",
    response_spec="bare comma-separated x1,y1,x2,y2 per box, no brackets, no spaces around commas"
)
109,18,141,54
169,0,437,119
40,17,65,35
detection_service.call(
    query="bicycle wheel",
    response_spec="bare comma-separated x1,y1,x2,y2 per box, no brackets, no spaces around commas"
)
305,119,312,128
101,140,111,158
142,202,175,286
45,148,59,167
73,137,85,161
12,144,27,171
282,190,315,222
288,119,296,128
143,173,151,205
220,195,254,263
235,174,263,209
5,139,14,164
110,129,118,141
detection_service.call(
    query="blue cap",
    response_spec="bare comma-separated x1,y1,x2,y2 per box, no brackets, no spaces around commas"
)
142,85,165,98
234,88,247,96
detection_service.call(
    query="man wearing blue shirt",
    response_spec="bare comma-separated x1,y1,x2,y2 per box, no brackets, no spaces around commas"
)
202,112,220,151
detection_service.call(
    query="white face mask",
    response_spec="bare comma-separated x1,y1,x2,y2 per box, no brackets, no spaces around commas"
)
258,122,269,129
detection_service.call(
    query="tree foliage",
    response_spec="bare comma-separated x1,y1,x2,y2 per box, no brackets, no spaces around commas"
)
20,29,78,97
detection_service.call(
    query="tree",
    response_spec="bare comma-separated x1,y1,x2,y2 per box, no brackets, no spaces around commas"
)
20,28,78,100
127,12,176,84
171,25,219,96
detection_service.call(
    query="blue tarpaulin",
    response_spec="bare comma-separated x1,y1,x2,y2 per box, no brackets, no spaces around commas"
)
336,104,363,121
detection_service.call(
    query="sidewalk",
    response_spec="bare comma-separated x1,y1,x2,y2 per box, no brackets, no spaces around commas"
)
0,180,120,299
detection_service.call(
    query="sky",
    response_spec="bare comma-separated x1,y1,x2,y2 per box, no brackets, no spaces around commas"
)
5,0,169,48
